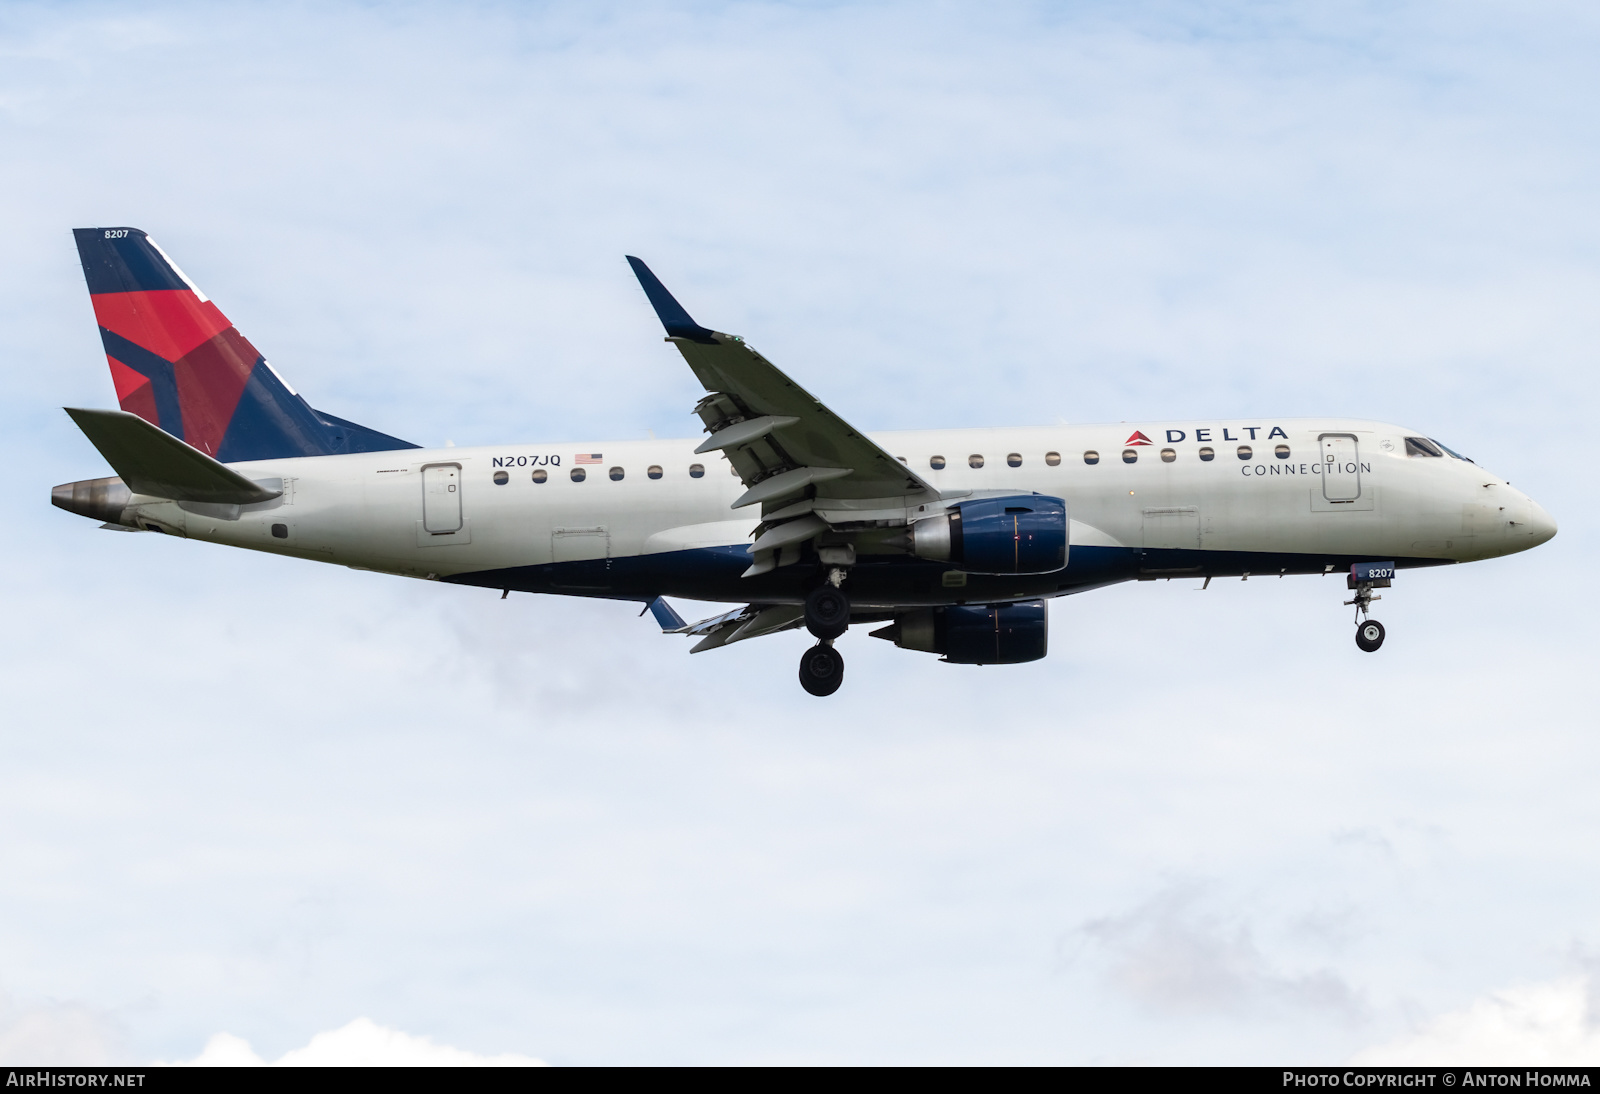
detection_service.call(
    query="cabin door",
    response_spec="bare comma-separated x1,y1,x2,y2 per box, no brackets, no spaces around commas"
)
421,464,463,533
1320,435,1361,503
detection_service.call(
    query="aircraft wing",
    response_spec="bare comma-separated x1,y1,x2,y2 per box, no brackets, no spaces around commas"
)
627,257,936,506
628,257,939,576
644,597,805,653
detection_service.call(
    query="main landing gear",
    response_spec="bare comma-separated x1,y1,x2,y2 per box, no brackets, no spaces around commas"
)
799,641,844,696
799,569,851,697
1344,565,1392,653
804,583,850,640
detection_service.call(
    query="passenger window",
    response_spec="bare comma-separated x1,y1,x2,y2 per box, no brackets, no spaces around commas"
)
1275,444,1290,459
1237,445,1252,460
1160,448,1176,463
1083,450,1100,465
969,454,984,468
571,467,586,482
1406,437,1444,458
609,466,624,481
1199,447,1214,461
532,469,548,483
689,463,705,478
1122,449,1137,464
930,455,946,470
493,470,509,485
647,465,663,479
1045,451,1061,466
1007,453,1022,467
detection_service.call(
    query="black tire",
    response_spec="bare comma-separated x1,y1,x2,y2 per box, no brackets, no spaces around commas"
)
799,644,845,696
805,585,850,640
1355,619,1386,653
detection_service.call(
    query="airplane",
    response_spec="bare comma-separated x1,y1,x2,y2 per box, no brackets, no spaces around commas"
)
52,228,1557,696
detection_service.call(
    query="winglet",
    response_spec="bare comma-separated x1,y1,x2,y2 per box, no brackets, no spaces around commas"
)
625,257,718,343
646,596,689,632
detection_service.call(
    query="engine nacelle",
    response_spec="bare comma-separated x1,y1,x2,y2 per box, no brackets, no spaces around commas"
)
909,496,1067,575
871,601,1049,665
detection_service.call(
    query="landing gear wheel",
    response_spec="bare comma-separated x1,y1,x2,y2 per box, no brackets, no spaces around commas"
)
1355,619,1386,653
798,643,845,696
804,585,850,640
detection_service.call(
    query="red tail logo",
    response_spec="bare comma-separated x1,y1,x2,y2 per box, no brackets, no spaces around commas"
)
1124,430,1153,446
73,227,417,462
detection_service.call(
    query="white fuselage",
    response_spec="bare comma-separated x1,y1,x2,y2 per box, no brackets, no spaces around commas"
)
113,418,1556,604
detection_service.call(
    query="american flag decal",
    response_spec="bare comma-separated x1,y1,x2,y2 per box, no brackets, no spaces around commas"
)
575,453,603,464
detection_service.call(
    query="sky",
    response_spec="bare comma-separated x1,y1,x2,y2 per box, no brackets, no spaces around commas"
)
2,0,1598,1066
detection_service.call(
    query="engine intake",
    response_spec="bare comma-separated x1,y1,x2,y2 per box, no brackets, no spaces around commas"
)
871,601,1049,665
908,495,1067,575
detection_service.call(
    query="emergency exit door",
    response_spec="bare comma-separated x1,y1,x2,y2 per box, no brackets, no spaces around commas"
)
422,464,463,533
1320,435,1361,502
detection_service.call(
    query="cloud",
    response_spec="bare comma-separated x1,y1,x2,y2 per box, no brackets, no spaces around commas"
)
0,996,122,1066
1352,977,1600,1067
164,1019,545,1067
1076,886,1364,1020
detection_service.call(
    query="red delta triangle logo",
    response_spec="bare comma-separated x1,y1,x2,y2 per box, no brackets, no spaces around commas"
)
1124,430,1153,446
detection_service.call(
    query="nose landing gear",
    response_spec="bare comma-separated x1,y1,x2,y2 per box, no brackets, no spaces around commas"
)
1344,561,1393,653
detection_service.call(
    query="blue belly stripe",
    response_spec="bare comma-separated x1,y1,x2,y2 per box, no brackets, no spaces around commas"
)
442,546,1454,605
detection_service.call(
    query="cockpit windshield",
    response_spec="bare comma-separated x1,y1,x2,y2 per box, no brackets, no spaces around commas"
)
1405,436,1474,462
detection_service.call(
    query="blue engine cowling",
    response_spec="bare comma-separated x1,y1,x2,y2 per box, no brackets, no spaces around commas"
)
909,495,1068,575
871,601,1049,665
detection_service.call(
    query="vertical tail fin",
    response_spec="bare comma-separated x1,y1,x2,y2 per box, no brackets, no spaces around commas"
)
73,227,417,461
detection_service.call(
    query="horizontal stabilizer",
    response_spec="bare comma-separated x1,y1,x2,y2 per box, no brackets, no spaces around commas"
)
64,407,281,504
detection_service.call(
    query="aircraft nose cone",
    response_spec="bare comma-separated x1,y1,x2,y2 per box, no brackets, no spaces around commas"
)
1524,497,1557,546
